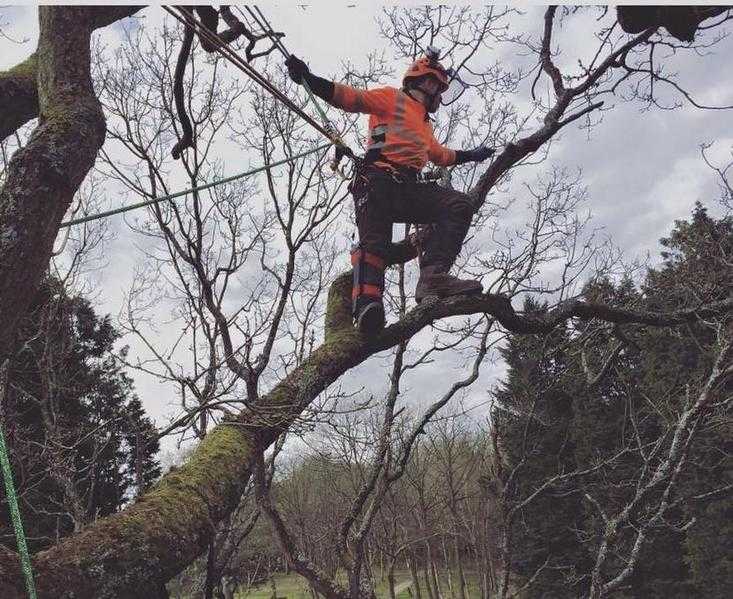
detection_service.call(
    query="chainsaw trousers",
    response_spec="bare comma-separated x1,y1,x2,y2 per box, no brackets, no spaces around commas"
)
353,170,474,270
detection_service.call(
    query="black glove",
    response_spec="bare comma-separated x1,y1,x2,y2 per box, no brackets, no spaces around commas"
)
472,145,495,162
285,54,309,84
454,145,496,164
285,55,335,102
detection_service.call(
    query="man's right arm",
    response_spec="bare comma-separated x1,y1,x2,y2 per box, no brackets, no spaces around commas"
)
285,55,392,115
285,55,335,101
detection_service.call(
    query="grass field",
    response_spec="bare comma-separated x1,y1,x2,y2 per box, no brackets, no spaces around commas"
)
235,571,484,599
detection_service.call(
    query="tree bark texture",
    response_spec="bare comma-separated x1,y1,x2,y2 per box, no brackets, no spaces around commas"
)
452,537,467,599
0,5,140,363
0,53,38,140
422,566,436,599
1,7,102,362
387,561,396,599
407,552,422,599
440,538,454,599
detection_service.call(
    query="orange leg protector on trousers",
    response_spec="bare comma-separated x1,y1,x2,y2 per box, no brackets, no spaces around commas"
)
351,245,386,333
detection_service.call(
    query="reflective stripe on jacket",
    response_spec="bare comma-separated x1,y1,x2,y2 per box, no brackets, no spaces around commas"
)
331,83,456,170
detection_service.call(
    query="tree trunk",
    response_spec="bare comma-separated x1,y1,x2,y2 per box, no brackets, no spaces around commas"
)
441,538,454,599
453,537,467,599
408,551,423,599
387,559,397,599
222,577,237,599
269,573,278,599
431,560,443,599
0,5,139,363
425,540,443,599
422,566,436,599
0,6,106,363
479,538,494,599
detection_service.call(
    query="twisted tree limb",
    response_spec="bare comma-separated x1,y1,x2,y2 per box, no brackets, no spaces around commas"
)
0,6,141,364
0,269,730,598
0,7,142,142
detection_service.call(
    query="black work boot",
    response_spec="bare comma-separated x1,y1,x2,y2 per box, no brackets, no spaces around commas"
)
354,298,385,335
415,264,482,303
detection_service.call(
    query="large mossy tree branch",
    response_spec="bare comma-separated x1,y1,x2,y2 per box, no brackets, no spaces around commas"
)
1,269,731,598
0,6,140,365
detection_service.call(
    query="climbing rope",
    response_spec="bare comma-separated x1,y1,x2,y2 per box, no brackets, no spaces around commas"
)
163,6,339,146
61,143,330,228
0,363,38,599
242,7,341,141
240,7,354,171
164,5,357,178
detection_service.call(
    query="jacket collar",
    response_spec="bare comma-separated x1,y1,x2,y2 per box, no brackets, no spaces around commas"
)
400,87,431,121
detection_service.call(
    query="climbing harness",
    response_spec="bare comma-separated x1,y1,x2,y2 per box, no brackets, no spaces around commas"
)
0,363,38,599
60,143,330,229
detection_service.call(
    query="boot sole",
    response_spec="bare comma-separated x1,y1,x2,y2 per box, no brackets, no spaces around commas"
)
356,302,385,334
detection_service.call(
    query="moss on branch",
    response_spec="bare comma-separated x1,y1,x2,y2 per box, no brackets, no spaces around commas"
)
1,267,731,598
0,7,142,141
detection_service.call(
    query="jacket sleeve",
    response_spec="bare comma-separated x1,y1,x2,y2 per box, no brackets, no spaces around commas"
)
330,84,394,115
428,135,457,167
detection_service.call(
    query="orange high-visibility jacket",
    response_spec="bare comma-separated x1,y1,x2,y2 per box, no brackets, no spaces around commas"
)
331,83,456,171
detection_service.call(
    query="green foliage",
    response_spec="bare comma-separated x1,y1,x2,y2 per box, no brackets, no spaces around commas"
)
684,499,733,598
493,298,591,596
0,277,160,552
492,204,732,596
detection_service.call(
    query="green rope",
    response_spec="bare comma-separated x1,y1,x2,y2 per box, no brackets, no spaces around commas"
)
0,391,38,599
302,81,337,135
246,6,346,148
61,143,331,229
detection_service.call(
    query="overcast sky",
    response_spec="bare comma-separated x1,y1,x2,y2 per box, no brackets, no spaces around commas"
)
2,3,732,460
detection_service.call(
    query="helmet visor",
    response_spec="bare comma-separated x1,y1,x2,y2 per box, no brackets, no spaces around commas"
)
440,70,467,106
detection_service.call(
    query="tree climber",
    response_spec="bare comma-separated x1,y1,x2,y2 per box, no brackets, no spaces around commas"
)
285,49,494,334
